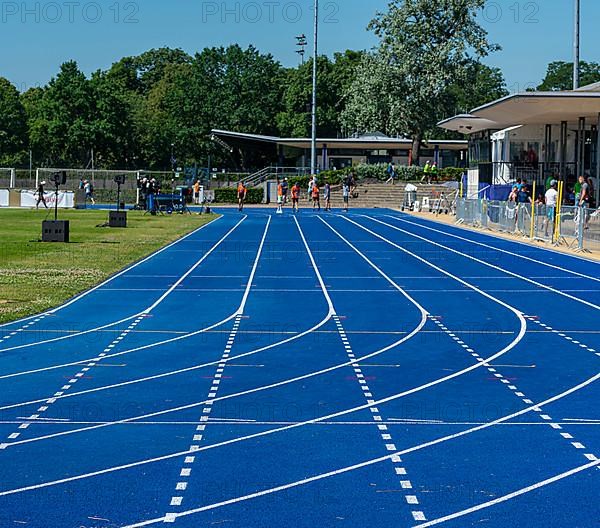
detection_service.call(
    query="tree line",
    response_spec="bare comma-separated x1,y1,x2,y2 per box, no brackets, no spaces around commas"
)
0,0,598,171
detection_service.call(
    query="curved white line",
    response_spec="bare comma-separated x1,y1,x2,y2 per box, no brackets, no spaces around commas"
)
360,215,600,311
0,216,222,330
4,370,595,520
384,213,600,283
413,459,600,527
0,213,428,443
0,216,241,355
1,215,526,472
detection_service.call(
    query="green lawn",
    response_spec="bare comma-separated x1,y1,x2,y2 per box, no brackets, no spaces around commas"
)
0,209,217,324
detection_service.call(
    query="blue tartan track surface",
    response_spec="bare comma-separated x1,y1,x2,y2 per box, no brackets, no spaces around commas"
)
0,208,598,527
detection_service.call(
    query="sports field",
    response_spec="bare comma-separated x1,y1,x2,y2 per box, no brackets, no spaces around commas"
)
0,208,598,527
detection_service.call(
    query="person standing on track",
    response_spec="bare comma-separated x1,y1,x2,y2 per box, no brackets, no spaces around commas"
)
276,179,284,214
291,181,300,213
324,182,331,211
312,181,321,211
342,179,350,212
281,178,289,206
237,181,247,212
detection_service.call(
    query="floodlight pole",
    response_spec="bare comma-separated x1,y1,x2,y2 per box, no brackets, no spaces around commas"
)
573,0,580,89
310,0,319,176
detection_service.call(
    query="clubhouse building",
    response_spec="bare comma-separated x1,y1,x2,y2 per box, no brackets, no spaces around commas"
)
438,81,600,202
210,129,468,172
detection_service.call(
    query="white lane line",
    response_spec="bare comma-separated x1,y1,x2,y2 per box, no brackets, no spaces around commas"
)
1,369,597,501
412,459,600,527
0,317,146,448
334,314,426,522
433,315,599,466
384,214,600,283
0,217,241,355
526,317,599,357
362,215,600,312
165,314,243,520
0,217,269,404
0,217,223,349
333,216,527,345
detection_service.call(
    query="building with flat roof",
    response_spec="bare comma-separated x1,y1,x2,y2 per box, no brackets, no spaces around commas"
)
210,129,468,172
438,82,600,202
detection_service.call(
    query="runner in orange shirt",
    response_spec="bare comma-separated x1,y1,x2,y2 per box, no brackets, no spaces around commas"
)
237,181,247,212
291,182,301,213
312,182,321,211
276,179,284,214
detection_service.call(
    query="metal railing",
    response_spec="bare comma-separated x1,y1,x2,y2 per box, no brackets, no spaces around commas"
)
456,198,599,253
476,162,580,187
244,166,311,187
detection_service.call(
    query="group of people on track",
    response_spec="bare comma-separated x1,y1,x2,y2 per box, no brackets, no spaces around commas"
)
236,174,356,213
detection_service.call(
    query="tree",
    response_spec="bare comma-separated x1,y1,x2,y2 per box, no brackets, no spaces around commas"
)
277,50,364,138
536,61,600,91
0,77,28,165
136,45,284,170
343,0,499,164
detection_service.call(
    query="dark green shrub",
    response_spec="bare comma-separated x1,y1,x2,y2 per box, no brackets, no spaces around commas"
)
214,187,264,204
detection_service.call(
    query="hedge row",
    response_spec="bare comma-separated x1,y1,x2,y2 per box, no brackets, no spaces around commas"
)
214,187,264,204
288,164,465,186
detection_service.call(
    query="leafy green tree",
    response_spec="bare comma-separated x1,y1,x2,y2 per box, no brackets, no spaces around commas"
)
536,61,600,91
277,50,364,138
27,61,95,166
0,77,28,165
343,0,499,164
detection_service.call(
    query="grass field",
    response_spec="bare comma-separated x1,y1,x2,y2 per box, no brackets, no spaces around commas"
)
0,208,217,323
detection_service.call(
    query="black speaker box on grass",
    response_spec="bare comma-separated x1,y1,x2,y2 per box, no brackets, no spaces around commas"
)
109,210,127,228
42,220,70,242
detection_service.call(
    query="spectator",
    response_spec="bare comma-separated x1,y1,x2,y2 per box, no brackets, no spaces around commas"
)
421,161,432,184
544,180,558,237
36,180,48,210
193,180,201,204
84,179,95,205
430,162,439,182
579,175,591,229
385,162,397,185
517,184,531,204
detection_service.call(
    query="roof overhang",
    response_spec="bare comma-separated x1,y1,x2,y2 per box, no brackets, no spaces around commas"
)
439,91,600,135
211,130,467,151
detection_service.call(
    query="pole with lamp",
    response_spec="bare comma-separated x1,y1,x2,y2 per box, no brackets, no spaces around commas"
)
310,0,319,177
573,0,580,90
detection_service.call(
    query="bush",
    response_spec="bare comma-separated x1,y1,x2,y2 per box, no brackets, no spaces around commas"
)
214,187,264,204
439,167,466,181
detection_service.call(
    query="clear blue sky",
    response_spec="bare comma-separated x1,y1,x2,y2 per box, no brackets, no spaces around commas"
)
1,0,598,93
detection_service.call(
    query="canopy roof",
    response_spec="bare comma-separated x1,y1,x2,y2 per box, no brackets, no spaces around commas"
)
211,129,467,150
439,91,600,134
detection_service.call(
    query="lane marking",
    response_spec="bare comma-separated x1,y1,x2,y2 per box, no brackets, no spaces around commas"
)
116,373,600,527
0,217,223,347
334,314,426,522
412,460,600,527
362,215,600,312
384,214,600,283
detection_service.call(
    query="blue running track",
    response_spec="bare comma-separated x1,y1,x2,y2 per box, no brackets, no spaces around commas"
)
0,208,598,527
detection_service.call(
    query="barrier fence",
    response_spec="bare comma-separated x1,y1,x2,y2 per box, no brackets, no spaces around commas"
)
456,198,600,253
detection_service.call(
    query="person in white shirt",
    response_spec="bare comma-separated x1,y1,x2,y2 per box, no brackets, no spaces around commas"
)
544,180,558,237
